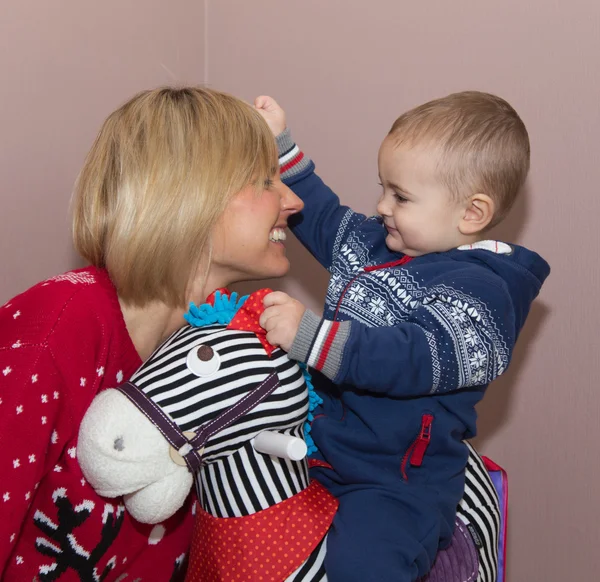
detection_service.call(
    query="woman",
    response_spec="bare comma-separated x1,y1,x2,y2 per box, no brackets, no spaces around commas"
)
0,87,303,581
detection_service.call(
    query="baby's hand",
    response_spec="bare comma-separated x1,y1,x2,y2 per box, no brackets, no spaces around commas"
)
260,291,306,353
254,96,286,136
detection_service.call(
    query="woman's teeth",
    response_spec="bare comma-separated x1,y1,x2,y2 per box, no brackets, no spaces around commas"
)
269,229,287,242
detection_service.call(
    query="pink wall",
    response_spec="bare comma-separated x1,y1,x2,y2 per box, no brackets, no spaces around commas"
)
208,1,600,580
0,0,206,301
2,1,599,579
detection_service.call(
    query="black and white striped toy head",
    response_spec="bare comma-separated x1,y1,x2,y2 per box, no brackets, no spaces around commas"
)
77,291,311,524
130,318,309,464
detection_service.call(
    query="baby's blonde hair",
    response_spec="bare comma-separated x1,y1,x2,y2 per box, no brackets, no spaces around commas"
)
72,86,277,307
389,91,530,227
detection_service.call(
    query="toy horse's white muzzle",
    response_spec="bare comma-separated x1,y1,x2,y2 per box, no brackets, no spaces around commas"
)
78,389,193,524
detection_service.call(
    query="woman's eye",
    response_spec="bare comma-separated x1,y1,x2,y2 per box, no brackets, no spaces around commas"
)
264,177,274,189
186,344,221,377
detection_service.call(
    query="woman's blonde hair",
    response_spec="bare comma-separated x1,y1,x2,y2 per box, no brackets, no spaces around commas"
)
73,87,277,307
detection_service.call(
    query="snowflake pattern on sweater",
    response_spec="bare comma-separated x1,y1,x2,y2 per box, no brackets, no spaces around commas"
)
0,267,194,581
314,212,513,395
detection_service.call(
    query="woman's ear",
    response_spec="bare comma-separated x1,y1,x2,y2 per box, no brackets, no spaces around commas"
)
459,194,495,235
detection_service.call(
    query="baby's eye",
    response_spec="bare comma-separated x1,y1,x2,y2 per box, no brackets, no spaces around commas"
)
394,192,408,204
187,344,221,377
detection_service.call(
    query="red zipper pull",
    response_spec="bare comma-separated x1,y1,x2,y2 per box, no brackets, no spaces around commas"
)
410,414,433,467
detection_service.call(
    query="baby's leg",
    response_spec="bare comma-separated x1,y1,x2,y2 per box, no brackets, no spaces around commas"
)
324,487,442,582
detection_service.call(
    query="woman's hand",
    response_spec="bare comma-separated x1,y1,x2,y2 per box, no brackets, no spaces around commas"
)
255,95,286,136
260,291,306,353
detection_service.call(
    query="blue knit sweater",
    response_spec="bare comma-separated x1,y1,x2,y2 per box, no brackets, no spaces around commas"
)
277,129,550,482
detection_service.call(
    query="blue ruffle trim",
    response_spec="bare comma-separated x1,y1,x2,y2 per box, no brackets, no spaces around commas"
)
298,362,322,456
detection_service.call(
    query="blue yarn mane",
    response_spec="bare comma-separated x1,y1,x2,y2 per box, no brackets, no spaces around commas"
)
184,291,248,328
183,290,321,456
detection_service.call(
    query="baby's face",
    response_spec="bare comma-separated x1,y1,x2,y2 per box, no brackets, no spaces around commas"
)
376,137,466,257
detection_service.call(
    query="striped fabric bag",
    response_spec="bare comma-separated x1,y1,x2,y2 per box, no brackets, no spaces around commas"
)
421,442,508,582
455,443,508,582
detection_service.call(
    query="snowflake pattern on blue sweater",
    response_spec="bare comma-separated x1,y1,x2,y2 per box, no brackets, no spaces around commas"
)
308,206,546,398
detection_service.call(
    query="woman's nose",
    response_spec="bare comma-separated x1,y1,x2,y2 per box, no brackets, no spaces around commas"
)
280,183,304,214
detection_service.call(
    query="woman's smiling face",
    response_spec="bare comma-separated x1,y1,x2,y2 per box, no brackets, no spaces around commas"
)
209,174,304,285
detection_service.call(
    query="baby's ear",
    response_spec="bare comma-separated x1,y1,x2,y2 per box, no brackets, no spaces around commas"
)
460,194,495,235
124,469,194,524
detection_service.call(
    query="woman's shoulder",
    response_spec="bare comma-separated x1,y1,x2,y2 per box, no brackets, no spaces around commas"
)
0,266,123,349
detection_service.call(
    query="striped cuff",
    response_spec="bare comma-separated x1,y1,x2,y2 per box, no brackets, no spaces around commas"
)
276,128,312,181
289,310,351,381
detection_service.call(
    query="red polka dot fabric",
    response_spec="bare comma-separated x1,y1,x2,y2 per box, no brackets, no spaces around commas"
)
227,289,276,356
185,480,339,582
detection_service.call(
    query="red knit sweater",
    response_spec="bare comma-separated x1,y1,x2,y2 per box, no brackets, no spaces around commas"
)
0,267,194,581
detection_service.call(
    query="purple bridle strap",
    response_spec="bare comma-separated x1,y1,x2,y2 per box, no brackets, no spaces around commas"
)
187,372,280,451
117,381,204,473
117,372,280,475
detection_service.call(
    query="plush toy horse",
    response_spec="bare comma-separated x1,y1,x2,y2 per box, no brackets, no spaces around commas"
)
78,290,502,582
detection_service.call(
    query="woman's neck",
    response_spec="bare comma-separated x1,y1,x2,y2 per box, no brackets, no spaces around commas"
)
119,270,232,362
119,300,188,361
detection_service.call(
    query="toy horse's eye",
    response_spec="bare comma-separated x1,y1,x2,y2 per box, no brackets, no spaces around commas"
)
197,345,214,361
187,343,221,377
